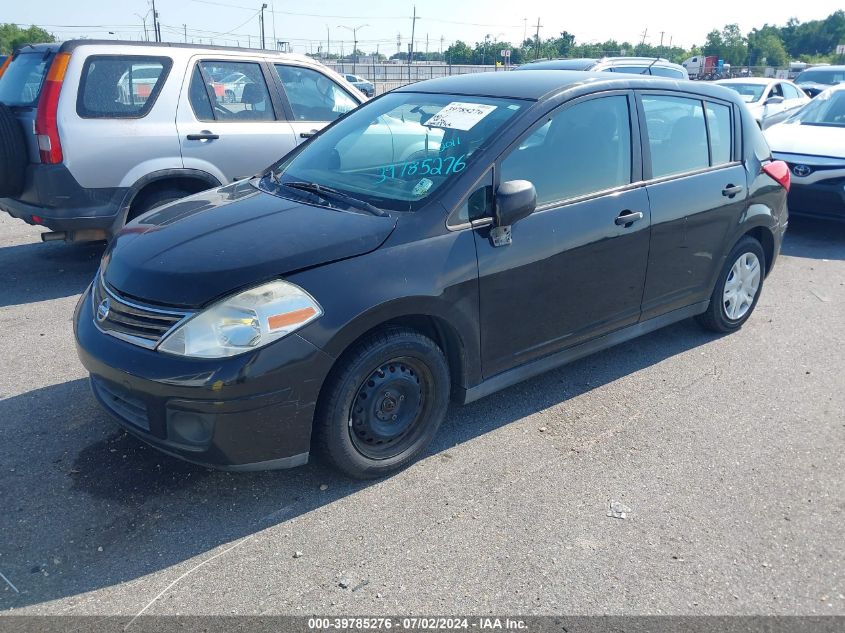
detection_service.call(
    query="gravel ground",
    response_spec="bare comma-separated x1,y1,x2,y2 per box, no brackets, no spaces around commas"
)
0,212,843,616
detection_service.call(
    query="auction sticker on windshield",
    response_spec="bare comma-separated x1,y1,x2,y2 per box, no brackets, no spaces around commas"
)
426,102,497,130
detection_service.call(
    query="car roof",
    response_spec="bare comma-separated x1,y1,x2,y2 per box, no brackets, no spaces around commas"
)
396,69,741,103
13,40,317,66
517,58,598,71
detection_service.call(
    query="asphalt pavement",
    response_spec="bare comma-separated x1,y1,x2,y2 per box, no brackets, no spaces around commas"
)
0,212,843,616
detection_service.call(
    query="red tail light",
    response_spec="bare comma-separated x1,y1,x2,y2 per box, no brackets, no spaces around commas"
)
762,160,790,192
34,52,71,164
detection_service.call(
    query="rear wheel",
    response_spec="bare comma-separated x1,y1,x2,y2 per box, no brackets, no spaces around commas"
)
314,328,450,479
696,236,765,333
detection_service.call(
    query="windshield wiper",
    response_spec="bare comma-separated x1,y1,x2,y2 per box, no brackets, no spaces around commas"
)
282,181,389,217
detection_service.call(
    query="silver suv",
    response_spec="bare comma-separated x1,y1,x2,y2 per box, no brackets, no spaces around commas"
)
0,40,366,242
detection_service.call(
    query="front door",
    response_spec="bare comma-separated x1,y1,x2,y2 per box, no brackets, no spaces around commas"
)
272,64,360,144
473,93,652,378
176,58,298,183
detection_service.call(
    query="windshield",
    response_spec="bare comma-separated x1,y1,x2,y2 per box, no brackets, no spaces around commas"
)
795,69,845,86
0,50,53,107
261,92,526,212
786,89,845,127
721,83,766,103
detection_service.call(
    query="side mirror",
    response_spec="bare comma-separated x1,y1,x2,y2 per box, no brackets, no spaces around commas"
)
764,95,785,106
495,180,537,227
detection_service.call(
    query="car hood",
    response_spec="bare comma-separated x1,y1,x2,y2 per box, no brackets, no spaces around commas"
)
103,180,397,308
764,123,845,160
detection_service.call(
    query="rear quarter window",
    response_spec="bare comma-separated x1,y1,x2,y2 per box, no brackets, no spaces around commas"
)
76,55,172,119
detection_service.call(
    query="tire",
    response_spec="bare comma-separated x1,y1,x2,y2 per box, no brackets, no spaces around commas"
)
314,327,450,479
127,188,190,222
0,103,28,198
696,236,766,333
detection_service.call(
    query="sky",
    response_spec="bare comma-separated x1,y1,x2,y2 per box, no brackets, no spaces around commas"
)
6,0,845,55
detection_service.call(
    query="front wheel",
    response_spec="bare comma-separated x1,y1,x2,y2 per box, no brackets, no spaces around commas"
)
696,236,765,333
314,328,450,479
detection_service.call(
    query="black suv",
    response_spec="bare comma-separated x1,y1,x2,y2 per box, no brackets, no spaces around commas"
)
75,71,790,478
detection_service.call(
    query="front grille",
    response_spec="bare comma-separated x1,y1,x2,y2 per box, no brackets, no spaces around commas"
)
92,275,191,349
91,377,151,431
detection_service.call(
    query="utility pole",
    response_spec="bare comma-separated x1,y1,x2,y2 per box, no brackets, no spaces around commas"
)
440,35,444,61
659,31,665,57
326,25,330,58
396,32,401,57
259,3,268,49
151,0,161,42
271,0,277,51
533,18,542,60
408,5,419,81
183,24,187,43
640,28,648,46
425,33,429,58
523,18,528,47
338,24,368,75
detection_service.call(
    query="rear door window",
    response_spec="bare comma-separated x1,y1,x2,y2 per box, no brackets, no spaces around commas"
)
77,56,171,118
190,60,276,121
642,94,709,178
0,51,53,106
275,64,358,122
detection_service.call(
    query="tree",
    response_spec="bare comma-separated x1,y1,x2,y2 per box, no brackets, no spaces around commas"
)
748,27,789,66
0,24,55,54
444,40,473,65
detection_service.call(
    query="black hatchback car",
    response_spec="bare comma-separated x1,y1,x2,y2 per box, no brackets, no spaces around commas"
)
75,71,790,478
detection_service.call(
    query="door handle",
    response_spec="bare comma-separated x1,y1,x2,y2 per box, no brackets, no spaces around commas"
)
299,129,318,138
615,210,644,226
186,132,219,141
722,184,743,197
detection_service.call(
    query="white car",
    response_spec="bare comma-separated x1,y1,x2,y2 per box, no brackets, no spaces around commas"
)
764,85,845,221
716,77,809,129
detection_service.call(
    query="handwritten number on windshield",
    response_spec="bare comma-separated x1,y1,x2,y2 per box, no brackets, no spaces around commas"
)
375,155,466,184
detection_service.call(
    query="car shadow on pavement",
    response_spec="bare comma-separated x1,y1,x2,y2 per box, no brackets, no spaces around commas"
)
780,216,845,261
0,318,718,610
0,241,103,308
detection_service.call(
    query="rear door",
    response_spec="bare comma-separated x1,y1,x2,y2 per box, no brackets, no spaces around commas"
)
0,48,55,164
271,64,360,143
472,92,652,377
638,91,746,319
176,58,297,184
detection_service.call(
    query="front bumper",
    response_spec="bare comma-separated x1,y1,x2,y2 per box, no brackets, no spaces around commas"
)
787,179,845,220
74,285,335,470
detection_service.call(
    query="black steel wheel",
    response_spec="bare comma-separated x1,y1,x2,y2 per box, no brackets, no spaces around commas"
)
314,328,450,478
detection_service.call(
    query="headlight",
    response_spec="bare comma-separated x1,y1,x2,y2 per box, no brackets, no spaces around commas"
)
158,280,322,358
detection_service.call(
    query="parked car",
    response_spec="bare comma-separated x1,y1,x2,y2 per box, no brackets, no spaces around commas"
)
716,77,810,129
515,57,688,80
794,65,845,98
764,84,845,221
75,70,789,478
344,73,375,97
0,40,366,242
